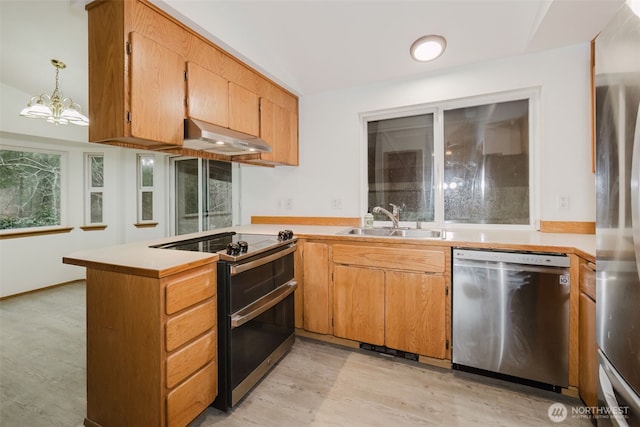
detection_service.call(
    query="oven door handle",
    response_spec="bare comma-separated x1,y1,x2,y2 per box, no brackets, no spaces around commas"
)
230,244,297,276
231,280,298,329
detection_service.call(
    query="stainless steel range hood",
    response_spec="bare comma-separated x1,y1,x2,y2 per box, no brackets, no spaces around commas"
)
183,118,272,156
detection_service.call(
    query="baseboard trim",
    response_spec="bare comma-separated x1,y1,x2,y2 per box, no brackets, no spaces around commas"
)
539,221,595,234
252,216,361,226
0,279,84,301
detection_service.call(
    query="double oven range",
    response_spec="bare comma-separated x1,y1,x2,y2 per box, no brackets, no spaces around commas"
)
155,230,297,411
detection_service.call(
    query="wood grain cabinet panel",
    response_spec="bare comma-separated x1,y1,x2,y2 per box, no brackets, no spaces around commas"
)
579,262,598,408
302,242,332,334
166,299,216,352
87,0,298,162
228,82,260,136
333,265,385,345
385,271,447,358
186,61,229,127
333,244,445,273
328,243,450,359
165,266,216,315
166,362,217,427
259,98,299,166
82,260,218,427
166,331,216,388
129,31,185,146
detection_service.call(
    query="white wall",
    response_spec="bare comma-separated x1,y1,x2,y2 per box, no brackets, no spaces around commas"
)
239,43,595,226
1,43,596,296
0,85,170,297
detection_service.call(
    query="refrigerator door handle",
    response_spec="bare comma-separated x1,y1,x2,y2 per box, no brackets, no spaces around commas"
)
599,350,640,426
631,103,640,270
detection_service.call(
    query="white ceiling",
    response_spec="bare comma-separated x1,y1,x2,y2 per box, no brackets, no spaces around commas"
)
155,0,626,95
0,0,626,111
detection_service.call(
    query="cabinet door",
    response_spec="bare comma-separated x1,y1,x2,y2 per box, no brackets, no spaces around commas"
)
385,271,446,359
333,265,385,345
186,62,229,127
579,292,598,408
260,98,298,165
303,242,332,334
129,32,185,146
228,82,259,136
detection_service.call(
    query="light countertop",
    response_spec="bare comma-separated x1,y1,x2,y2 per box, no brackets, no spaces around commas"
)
63,224,596,277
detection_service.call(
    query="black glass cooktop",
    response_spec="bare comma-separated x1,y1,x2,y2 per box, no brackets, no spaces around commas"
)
152,231,295,262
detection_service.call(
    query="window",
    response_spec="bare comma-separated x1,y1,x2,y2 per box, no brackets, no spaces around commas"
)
172,158,233,235
85,154,104,224
367,114,435,222
137,154,155,223
0,148,63,230
366,94,533,226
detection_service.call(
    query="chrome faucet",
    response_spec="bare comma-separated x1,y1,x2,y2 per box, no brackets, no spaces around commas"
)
372,203,400,228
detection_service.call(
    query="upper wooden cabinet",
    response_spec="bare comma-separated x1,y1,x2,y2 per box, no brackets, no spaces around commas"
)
86,0,298,165
87,2,186,148
129,32,185,146
259,98,299,166
229,82,260,137
186,61,229,128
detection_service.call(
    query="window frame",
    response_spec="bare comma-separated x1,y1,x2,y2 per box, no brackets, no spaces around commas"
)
84,153,105,226
360,88,539,229
0,145,68,234
168,156,239,236
136,153,156,224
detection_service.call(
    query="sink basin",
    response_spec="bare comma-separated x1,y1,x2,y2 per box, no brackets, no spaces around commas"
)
338,227,445,239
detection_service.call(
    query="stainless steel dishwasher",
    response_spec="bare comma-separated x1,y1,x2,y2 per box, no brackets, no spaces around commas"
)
452,248,571,390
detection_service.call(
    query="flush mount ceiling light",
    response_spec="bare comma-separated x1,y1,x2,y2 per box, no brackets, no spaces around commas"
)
410,35,447,62
19,59,89,126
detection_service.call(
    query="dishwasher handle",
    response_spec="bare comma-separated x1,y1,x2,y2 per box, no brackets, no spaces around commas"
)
453,248,570,268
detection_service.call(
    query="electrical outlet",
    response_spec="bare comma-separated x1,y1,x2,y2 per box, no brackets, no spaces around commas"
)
284,198,293,210
558,195,569,210
331,198,343,210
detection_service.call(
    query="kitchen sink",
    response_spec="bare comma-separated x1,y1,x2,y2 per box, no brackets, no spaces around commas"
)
338,227,445,239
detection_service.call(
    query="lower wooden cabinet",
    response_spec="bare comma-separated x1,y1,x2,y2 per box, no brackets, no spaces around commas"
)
166,362,217,427
84,262,218,427
302,240,450,360
166,331,216,389
385,271,446,358
302,241,332,334
579,261,598,408
333,265,385,345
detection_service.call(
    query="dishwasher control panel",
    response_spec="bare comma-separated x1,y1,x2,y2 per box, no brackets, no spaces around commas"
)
453,248,570,268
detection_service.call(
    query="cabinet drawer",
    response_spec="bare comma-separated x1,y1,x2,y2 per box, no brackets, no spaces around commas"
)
166,361,217,427
166,330,216,389
166,300,216,352
579,263,596,300
333,244,445,273
165,265,216,315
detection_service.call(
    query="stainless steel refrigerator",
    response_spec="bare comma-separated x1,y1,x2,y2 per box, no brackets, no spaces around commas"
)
595,2,640,426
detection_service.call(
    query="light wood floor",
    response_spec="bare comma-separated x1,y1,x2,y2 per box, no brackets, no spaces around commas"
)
0,282,592,427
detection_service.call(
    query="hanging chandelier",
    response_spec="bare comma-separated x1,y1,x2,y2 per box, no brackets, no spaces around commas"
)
19,59,89,126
